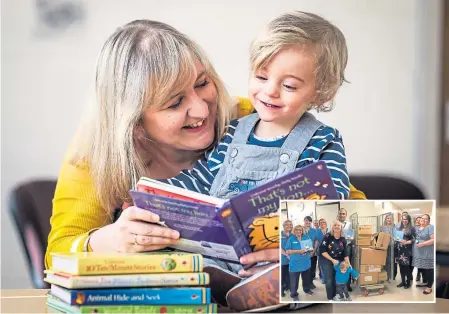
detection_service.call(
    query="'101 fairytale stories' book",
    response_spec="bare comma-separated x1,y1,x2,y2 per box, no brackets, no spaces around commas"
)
130,161,339,262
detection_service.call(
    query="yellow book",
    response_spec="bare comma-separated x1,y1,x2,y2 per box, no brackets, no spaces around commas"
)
49,252,203,275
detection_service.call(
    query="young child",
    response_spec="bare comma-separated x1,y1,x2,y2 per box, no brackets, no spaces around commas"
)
158,10,350,200
334,262,358,301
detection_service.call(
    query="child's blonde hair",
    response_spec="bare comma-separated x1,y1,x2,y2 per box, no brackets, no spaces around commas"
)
340,262,348,270
250,11,348,112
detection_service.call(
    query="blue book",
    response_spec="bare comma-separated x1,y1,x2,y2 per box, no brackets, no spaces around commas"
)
300,239,314,252
394,230,404,241
50,285,210,306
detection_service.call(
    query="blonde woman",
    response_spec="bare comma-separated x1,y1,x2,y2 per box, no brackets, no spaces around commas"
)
45,19,366,274
319,220,350,301
285,225,314,302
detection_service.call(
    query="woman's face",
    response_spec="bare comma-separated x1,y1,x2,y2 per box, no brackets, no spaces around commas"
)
402,216,409,226
320,220,327,229
294,227,303,237
283,221,293,232
143,60,218,152
421,216,430,226
386,215,392,224
332,221,341,233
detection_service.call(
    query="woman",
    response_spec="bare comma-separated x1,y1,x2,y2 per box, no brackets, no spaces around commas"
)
319,220,350,301
414,216,423,282
395,214,416,289
280,220,293,297
316,218,328,284
44,19,366,278
285,225,314,301
412,214,435,294
381,214,394,281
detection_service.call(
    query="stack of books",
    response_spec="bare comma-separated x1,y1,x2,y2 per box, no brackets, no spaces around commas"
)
44,251,217,313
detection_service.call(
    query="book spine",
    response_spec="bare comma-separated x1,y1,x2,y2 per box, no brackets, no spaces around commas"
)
69,287,211,306
78,304,218,314
76,254,203,275
218,202,252,258
67,273,210,289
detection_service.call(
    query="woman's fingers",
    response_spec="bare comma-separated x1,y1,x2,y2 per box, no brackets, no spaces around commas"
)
239,248,279,265
238,263,272,278
128,233,180,246
127,221,180,239
124,206,160,224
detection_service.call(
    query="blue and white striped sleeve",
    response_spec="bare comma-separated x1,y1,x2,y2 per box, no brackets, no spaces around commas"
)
318,129,350,199
297,126,350,200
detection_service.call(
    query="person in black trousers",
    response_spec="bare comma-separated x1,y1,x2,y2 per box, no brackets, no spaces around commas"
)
319,220,350,301
396,214,416,289
280,220,293,297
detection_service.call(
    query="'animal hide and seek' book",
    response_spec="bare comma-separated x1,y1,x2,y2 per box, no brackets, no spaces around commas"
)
130,161,338,262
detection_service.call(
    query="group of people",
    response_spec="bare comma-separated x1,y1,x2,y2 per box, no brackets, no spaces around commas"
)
381,212,435,295
281,208,358,303
44,9,368,311
281,208,435,304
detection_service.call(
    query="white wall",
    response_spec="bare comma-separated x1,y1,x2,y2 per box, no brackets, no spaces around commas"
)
1,0,443,288
283,201,315,227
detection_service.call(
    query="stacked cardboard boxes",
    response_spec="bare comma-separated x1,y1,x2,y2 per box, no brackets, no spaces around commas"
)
357,225,391,285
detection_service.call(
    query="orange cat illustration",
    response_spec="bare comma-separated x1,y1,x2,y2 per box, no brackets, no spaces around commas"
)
248,215,280,251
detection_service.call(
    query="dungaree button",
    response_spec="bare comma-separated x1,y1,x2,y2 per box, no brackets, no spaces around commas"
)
230,148,238,158
280,153,290,164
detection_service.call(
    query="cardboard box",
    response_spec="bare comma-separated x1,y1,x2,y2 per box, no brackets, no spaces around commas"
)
358,236,372,246
358,225,373,235
373,232,391,251
378,271,387,281
360,265,382,273
360,272,379,285
360,248,387,265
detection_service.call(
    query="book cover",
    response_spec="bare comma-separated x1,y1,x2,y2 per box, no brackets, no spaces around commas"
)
44,271,210,289
130,161,338,260
50,252,203,275
137,177,224,207
130,191,240,262
394,230,404,241
299,239,314,252
46,294,218,313
50,285,211,306
223,161,338,254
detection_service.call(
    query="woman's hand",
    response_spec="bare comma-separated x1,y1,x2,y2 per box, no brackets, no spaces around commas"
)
238,248,279,278
331,259,339,266
400,240,406,245
417,242,425,248
298,249,306,254
89,206,180,253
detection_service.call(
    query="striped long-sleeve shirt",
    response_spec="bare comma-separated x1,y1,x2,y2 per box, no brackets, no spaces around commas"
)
161,119,350,199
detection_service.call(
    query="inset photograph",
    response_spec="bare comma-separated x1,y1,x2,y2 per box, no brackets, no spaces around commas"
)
279,200,436,303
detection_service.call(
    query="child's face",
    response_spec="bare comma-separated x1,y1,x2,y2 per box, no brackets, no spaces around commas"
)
341,268,347,274
249,45,317,127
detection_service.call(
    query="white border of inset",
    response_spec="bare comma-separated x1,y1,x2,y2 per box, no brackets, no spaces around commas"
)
278,199,437,304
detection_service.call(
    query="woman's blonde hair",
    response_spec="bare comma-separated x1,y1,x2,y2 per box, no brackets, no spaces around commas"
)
293,225,304,235
70,20,233,211
329,220,345,237
250,11,348,111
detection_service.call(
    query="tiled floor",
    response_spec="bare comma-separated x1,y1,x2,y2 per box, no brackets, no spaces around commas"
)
281,269,435,303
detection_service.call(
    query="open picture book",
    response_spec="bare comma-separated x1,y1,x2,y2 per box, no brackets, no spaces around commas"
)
130,161,339,263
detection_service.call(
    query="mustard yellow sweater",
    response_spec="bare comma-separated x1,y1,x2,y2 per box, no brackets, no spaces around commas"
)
45,99,366,269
